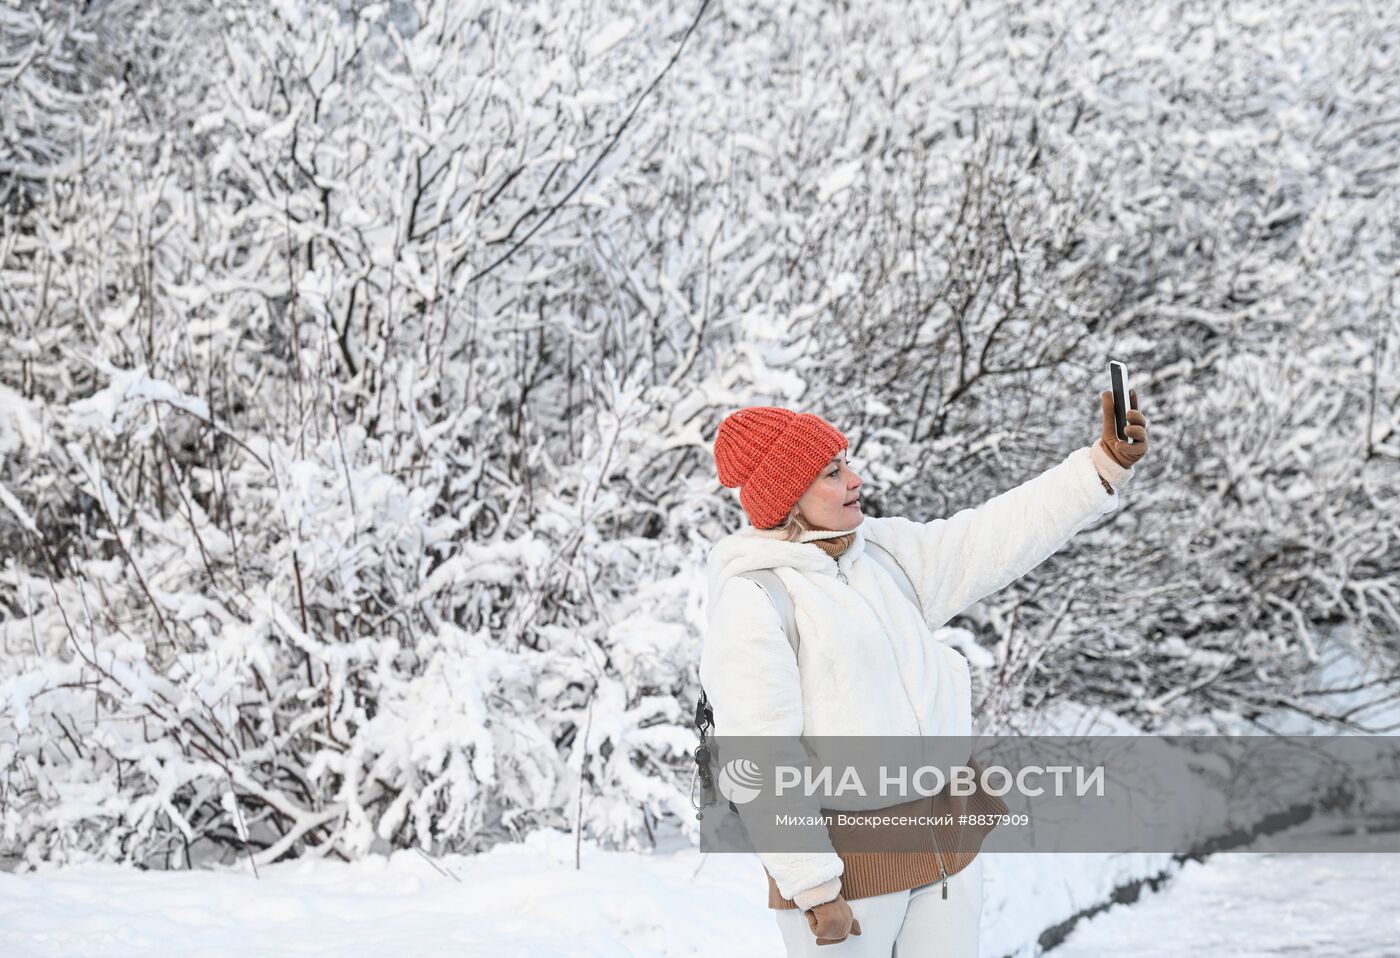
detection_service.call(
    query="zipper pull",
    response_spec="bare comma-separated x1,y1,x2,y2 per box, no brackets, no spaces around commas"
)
930,824,949,899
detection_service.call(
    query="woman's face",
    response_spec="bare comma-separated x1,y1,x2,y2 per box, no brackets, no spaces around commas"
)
796,447,864,530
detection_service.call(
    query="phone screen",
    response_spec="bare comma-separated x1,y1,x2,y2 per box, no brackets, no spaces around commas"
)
1110,362,1130,442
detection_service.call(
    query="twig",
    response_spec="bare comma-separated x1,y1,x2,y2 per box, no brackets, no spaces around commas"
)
412,843,461,882
460,0,714,284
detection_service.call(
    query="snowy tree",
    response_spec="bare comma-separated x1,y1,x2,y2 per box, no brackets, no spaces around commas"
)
1,0,1397,871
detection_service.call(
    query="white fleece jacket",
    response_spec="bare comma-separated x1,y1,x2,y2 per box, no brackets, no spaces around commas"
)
699,441,1134,906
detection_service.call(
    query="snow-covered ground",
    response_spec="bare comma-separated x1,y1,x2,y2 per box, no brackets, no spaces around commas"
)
0,827,765,958
0,825,1146,957
3,822,1396,957
1053,819,1400,957
0,812,1167,958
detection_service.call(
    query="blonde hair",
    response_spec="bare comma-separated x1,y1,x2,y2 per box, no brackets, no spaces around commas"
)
764,505,819,542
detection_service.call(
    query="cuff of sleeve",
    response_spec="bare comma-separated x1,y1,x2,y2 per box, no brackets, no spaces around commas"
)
1089,439,1135,490
793,877,844,911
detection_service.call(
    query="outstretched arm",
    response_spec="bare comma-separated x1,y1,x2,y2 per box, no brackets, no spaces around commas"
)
862,390,1150,626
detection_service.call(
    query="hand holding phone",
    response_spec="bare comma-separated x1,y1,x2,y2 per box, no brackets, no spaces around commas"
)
1099,361,1149,469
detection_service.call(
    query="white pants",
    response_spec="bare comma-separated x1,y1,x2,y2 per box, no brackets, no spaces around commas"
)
773,855,984,958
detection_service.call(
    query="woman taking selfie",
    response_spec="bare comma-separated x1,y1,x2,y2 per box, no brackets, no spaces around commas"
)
699,391,1150,956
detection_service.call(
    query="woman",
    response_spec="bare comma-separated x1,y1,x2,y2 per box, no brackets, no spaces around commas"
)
699,393,1150,956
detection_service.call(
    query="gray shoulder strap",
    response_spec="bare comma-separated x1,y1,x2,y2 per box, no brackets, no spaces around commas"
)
737,543,917,658
863,539,920,611
739,569,799,657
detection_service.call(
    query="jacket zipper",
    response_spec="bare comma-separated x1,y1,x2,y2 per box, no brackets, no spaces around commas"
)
840,559,950,897
929,813,950,899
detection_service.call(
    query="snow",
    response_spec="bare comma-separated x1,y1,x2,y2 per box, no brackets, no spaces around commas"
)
586,19,635,59
67,363,212,438
1054,825,1400,957
0,479,39,534
816,160,862,203
0,829,777,958
0,383,42,455
5,819,1395,957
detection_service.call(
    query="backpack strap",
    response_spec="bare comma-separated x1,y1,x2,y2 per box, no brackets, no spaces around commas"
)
696,571,797,739
739,569,799,657
862,538,920,613
694,570,798,813
734,542,918,659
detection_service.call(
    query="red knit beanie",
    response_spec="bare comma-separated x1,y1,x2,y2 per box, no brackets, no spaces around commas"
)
713,406,848,529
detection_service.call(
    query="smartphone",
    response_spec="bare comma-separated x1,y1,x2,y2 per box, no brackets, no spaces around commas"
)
1109,361,1132,443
